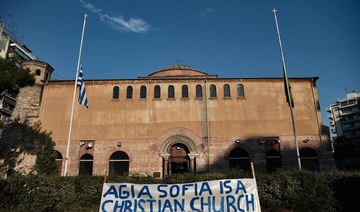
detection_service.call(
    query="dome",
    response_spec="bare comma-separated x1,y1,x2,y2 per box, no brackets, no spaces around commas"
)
148,64,209,77
159,64,199,72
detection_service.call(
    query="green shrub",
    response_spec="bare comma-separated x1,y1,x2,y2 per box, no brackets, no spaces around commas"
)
35,136,58,176
324,171,360,211
1,171,360,211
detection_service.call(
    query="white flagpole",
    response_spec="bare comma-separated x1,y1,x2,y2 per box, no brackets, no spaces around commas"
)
272,9,302,170
64,14,88,176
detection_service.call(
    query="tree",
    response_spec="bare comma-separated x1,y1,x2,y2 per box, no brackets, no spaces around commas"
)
35,135,58,175
0,58,35,95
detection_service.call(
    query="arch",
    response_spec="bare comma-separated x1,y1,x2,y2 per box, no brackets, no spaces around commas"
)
140,85,147,99
160,134,199,177
237,84,245,98
35,69,41,76
154,85,161,99
266,149,281,173
223,84,231,98
210,84,217,98
196,84,203,98
300,147,320,173
109,151,130,176
182,85,189,98
168,143,190,174
55,150,63,175
168,85,175,99
160,135,198,154
126,86,133,99
229,148,251,172
113,86,119,99
79,153,93,176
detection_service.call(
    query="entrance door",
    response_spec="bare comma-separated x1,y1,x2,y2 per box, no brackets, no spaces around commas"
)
168,143,190,175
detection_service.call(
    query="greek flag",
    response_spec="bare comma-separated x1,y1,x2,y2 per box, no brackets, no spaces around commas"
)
77,66,88,108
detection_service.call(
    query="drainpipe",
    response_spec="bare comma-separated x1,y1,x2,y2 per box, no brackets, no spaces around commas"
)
148,79,151,172
204,79,210,171
311,77,327,171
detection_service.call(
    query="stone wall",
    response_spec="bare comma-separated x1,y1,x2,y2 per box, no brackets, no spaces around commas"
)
11,85,42,122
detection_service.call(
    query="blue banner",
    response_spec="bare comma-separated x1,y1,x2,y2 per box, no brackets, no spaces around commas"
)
100,179,261,212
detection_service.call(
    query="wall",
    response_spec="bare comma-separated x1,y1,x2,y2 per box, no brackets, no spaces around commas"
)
39,77,336,176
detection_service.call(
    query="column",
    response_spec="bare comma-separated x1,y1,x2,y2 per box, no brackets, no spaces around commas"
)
188,153,199,173
161,154,170,177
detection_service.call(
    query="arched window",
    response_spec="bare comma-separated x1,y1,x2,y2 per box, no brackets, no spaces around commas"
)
210,84,217,98
113,86,119,99
55,151,63,176
109,151,130,176
182,85,188,98
79,153,93,176
196,85,203,98
300,147,320,173
266,149,281,173
224,84,231,98
126,86,133,99
229,148,251,172
140,86,147,99
154,85,161,99
35,69,41,76
168,143,191,175
237,84,245,98
168,85,175,99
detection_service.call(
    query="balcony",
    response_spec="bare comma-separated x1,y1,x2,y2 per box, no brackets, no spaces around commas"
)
3,94,16,107
342,117,360,124
340,108,358,116
338,100,358,109
327,114,333,119
0,107,12,117
329,121,335,126
343,125,360,131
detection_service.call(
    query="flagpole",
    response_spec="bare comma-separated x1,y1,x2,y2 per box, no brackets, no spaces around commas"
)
64,14,88,176
272,9,301,170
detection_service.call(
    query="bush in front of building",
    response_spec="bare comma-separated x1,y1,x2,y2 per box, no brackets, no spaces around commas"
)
35,135,58,175
0,170,360,211
323,171,360,211
257,170,335,211
0,174,104,211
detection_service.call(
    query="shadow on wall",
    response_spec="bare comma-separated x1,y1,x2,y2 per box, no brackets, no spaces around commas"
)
0,117,51,178
207,137,325,174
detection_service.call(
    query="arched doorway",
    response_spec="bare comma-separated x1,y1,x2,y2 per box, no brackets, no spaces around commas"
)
160,134,199,177
109,151,129,176
266,149,281,173
55,151,63,176
79,153,93,176
229,148,251,172
168,143,190,175
300,147,320,173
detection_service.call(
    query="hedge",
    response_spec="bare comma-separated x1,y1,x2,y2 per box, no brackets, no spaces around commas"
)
1,170,359,211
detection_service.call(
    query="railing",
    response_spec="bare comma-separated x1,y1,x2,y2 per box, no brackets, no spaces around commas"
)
0,107,12,117
4,94,16,106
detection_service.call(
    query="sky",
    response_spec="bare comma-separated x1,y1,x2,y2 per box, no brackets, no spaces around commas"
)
1,0,359,127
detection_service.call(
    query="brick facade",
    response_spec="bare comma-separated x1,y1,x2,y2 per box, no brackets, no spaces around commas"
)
1,65,336,178
37,66,336,177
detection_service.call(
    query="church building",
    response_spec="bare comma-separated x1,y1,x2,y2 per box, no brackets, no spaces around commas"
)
37,64,335,177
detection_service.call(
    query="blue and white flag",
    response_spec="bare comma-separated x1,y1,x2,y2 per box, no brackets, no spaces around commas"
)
77,66,88,108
